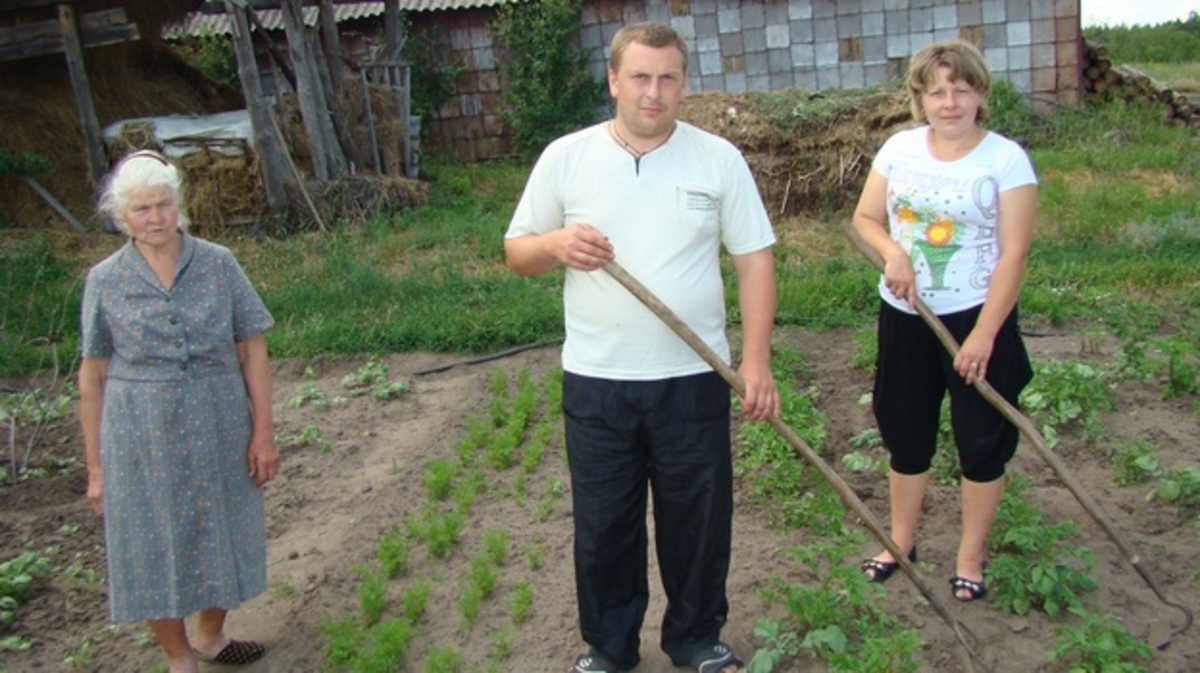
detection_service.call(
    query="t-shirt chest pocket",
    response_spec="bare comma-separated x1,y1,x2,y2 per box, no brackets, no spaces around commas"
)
676,185,720,235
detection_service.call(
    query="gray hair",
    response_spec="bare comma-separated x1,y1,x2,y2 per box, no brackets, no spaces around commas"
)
98,150,191,235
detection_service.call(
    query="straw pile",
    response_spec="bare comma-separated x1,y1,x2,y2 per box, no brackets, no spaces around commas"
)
679,86,914,218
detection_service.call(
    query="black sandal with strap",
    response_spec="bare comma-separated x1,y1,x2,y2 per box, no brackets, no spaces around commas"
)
859,546,917,583
949,574,987,601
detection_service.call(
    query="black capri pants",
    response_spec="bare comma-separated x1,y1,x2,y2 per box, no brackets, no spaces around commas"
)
872,301,1033,482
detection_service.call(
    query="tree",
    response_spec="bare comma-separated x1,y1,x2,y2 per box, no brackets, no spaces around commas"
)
492,0,605,159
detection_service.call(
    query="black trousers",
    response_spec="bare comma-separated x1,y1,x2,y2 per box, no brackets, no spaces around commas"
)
562,371,732,670
873,301,1033,482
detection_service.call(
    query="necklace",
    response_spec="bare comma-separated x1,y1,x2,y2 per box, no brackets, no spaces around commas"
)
608,121,673,158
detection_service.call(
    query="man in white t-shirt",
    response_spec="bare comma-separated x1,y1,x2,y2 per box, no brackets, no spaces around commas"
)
504,21,778,673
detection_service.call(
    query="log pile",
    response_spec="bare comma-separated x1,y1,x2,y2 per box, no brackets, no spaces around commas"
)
1083,41,1200,129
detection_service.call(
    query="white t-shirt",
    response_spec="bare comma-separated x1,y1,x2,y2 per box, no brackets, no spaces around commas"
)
506,121,775,380
872,126,1037,315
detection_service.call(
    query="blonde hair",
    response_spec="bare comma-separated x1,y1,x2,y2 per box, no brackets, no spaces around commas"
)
610,22,689,74
907,40,992,124
98,150,191,235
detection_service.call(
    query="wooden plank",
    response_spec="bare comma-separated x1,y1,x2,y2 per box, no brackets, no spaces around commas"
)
0,8,129,47
225,0,290,213
1,0,80,10
22,176,93,241
0,23,139,62
59,4,108,194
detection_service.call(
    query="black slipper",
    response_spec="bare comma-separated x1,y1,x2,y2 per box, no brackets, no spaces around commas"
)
196,639,267,665
860,546,917,583
949,575,987,601
569,652,619,673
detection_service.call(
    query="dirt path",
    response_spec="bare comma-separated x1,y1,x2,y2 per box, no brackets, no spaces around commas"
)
2,328,1197,672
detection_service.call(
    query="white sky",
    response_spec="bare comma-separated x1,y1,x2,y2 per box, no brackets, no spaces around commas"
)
1081,0,1198,27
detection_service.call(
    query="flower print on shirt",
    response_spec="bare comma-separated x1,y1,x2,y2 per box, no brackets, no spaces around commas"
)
890,191,965,291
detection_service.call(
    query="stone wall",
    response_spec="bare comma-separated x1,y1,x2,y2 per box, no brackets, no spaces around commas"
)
421,0,1083,162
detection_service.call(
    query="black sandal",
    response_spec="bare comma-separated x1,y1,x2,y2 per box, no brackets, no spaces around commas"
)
859,546,917,583
949,574,987,601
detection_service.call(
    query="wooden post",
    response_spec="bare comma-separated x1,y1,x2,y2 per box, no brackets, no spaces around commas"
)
280,0,346,180
318,0,341,92
57,4,107,196
384,0,402,59
312,2,360,172
359,69,383,173
224,0,288,212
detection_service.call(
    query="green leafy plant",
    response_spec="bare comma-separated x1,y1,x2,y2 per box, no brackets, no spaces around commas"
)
424,457,458,500
488,625,515,662
2,386,74,483
401,23,467,126
482,530,508,567
376,525,409,579
355,565,388,625
1019,359,1116,447
1,551,52,628
1111,439,1162,486
282,424,331,453
988,480,1099,617
401,580,431,622
0,149,51,178
422,646,462,672
322,614,415,673
1149,465,1200,509
751,537,920,672
457,556,498,628
169,33,238,86
341,356,409,400
288,383,327,409
736,351,830,529
1046,610,1154,672
407,507,463,559
508,581,532,624
524,540,544,570
848,323,876,371
492,0,605,159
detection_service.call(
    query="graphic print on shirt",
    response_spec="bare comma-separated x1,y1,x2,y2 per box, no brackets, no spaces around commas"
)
890,188,964,292
886,166,1002,304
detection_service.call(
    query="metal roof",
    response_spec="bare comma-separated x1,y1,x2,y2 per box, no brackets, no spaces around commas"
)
163,1,517,39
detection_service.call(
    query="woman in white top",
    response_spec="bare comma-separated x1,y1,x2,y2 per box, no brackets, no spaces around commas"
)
851,39,1038,602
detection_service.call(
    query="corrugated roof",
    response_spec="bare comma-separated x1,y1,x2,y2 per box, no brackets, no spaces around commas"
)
163,1,517,39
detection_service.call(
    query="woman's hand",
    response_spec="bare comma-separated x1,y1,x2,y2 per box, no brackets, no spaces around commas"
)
247,432,280,487
882,248,917,309
955,329,995,385
87,469,104,516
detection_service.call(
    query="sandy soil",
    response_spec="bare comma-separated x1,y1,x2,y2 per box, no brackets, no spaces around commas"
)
2,327,1197,672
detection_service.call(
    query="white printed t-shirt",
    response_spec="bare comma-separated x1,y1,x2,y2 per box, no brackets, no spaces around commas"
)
506,121,775,380
872,126,1037,315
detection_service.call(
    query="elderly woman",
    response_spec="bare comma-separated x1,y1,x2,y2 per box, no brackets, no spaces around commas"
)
851,40,1037,602
78,150,279,672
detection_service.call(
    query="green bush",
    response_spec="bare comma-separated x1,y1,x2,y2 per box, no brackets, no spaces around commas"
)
170,33,238,87
492,0,605,159
402,23,466,124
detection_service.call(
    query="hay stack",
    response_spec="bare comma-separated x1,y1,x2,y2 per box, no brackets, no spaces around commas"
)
679,87,913,218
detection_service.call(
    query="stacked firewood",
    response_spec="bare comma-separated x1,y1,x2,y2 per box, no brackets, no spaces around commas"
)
1083,41,1199,129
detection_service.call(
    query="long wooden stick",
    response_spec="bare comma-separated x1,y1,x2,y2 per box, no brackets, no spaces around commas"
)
601,260,988,672
840,221,1193,647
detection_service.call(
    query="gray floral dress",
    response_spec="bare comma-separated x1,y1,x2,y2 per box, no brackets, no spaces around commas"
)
81,233,274,622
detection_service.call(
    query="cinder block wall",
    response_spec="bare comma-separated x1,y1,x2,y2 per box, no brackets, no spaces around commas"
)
581,0,1082,112
424,0,1082,161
